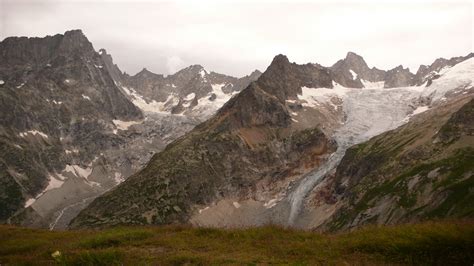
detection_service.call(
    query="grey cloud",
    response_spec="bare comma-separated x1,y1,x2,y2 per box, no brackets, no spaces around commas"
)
1,1,472,77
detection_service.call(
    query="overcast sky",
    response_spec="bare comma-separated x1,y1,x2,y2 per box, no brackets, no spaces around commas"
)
1,0,472,77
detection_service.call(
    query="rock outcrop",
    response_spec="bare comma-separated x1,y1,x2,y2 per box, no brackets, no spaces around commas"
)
330,52,386,88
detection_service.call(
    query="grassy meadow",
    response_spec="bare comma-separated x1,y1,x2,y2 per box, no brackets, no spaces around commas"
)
0,220,473,265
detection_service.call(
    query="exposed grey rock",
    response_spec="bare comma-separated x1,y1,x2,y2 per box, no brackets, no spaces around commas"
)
256,54,333,101
330,52,385,88
0,29,143,224
383,65,415,88
414,53,474,86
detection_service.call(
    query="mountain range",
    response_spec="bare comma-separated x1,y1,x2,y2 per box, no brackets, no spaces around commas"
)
0,30,472,231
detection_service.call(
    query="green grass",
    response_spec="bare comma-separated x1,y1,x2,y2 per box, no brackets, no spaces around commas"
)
0,220,473,265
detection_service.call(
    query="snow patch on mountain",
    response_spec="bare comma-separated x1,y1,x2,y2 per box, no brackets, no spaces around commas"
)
114,172,124,184
192,83,238,118
19,130,49,139
64,164,92,179
184,93,196,101
45,175,65,191
121,86,177,114
113,119,142,130
349,69,357,80
199,69,207,78
24,198,36,208
421,58,473,103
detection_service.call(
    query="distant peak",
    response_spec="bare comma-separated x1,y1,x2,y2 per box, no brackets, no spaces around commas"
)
190,64,204,69
63,29,87,41
392,65,406,71
271,54,290,65
250,69,262,76
137,68,152,75
344,51,367,65
345,51,362,59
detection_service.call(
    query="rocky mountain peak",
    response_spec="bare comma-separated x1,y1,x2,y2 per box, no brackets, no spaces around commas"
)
0,29,95,67
344,51,369,69
383,65,415,88
249,69,263,77
62,29,86,40
413,53,474,86
329,52,367,88
99,48,123,83
256,54,333,102
57,29,95,56
136,67,160,78
271,54,291,65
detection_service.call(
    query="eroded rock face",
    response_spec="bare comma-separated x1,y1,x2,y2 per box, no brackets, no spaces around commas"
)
256,54,333,101
330,52,386,88
383,65,415,88
414,53,474,86
0,30,143,223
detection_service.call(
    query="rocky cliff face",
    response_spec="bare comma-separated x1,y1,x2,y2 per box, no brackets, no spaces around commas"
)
330,52,386,88
414,53,474,86
383,65,415,88
0,30,143,225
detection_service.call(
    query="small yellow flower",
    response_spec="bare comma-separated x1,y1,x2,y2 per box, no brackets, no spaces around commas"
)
51,250,61,258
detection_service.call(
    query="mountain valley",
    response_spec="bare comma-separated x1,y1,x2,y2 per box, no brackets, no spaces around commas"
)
0,30,472,233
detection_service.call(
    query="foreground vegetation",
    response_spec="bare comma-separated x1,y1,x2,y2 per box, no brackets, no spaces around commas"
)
1,220,473,265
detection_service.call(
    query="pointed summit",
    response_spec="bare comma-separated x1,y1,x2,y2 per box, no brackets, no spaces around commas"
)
138,67,152,74
344,52,369,70
271,54,290,65
134,67,162,79
330,51,385,87
257,54,332,101
58,29,94,55
345,51,362,60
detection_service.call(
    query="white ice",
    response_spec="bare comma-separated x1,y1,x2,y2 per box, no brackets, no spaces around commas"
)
349,69,357,80
19,130,49,139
